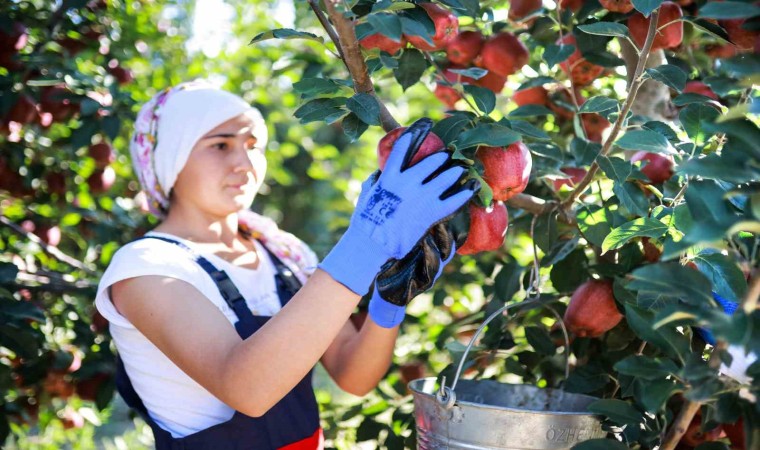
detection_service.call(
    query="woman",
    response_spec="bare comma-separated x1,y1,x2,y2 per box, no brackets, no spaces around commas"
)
95,80,477,449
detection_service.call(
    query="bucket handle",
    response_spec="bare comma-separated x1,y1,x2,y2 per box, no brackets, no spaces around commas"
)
436,297,571,409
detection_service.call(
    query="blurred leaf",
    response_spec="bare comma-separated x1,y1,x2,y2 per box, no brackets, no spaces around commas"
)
588,399,644,425
293,78,352,99
632,0,665,17
0,262,19,283
432,114,472,147
572,439,629,450
399,12,435,47
679,149,757,183
452,123,521,149
645,64,687,92
102,116,120,140
393,49,428,91
249,28,324,44
672,92,718,106
543,43,575,68
686,17,731,42
693,252,747,303
602,218,669,253
614,355,679,379
694,443,730,450
613,181,650,217
683,180,741,243
615,129,674,154
367,13,403,41
464,85,496,114
720,54,760,77
293,97,347,124
372,0,417,11
598,156,632,183
525,326,556,355
346,93,380,126
572,138,602,166
550,248,589,291
509,119,551,140
643,120,679,144
578,22,630,38
577,205,613,247
508,104,554,117
450,67,488,79
579,96,618,114
699,1,760,19
518,76,556,90
342,113,369,142
628,263,714,306
542,235,581,266
680,103,721,144
635,378,682,412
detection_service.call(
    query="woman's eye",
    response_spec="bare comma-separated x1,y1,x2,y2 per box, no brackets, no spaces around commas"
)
213,142,228,151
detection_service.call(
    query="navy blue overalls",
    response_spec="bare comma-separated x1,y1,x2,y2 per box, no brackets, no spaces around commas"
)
115,236,322,450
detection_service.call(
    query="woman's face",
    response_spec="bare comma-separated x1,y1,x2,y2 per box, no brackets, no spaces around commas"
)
171,113,267,216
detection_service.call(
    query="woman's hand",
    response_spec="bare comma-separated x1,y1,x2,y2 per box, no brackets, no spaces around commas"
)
319,118,478,296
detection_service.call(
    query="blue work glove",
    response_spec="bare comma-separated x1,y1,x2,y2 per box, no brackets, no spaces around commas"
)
697,292,738,345
319,118,478,295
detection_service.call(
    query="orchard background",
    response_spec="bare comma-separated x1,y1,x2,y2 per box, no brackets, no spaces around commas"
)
1,0,759,448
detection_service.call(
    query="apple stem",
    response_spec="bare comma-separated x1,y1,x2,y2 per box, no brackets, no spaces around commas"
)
0,215,96,274
559,8,662,213
314,0,401,131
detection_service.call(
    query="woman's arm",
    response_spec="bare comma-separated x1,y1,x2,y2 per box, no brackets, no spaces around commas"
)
319,318,400,396
112,268,361,417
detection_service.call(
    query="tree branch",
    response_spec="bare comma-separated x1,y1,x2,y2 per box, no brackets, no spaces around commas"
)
0,215,96,274
559,8,662,211
314,0,400,131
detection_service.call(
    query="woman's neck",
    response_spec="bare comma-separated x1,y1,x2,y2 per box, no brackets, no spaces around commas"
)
155,205,241,247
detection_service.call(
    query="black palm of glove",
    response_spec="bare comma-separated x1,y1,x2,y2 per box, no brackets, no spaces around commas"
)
374,171,476,307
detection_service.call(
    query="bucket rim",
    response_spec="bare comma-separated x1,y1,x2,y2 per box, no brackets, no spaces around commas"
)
408,377,602,418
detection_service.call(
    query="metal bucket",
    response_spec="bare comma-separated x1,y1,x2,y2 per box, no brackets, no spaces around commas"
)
409,300,605,449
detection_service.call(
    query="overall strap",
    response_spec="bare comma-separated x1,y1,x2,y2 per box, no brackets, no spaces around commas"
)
255,242,303,305
133,235,255,333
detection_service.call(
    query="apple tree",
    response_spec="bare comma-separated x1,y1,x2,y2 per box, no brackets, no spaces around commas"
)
249,0,760,448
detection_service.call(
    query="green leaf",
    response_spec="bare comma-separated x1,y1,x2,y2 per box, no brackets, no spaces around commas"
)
699,1,760,19
293,78,351,99
508,104,554,117
632,0,665,17
525,326,556,354
614,355,679,379
678,149,757,183
102,116,120,140
372,0,417,12
643,120,679,144
572,138,602,166
625,304,690,359
683,180,741,243
686,17,732,42
572,439,630,450
615,129,674,154
577,205,614,247
602,218,669,253
399,12,435,47
0,262,19,283
293,97,347,124
680,103,721,144
452,123,521,149
341,113,369,142
579,96,619,114
367,13,403,42
509,119,551,140
635,378,682,412
517,76,556,90
449,67,488,80
543,43,575,68
464,85,496,114
613,181,650,217
393,49,428,91
693,442,731,450
721,54,760,77
588,399,644,425
346,93,380,126
645,64,688,92
597,156,632,183
432,114,472,147
578,22,630,38
628,263,714,306
693,252,747,303
672,92,717,106
249,28,324,45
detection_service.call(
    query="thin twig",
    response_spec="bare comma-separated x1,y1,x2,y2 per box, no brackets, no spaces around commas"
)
560,8,662,211
0,215,96,274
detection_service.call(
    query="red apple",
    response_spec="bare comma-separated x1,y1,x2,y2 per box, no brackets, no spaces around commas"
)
107,64,134,85
0,22,28,51
45,172,67,196
631,151,674,184
360,33,406,54
558,34,605,86
399,362,426,385
406,3,458,51
88,143,115,168
564,279,622,338
476,32,529,77
6,94,38,125
40,85,79,122
548,88,578,120
600,0,634,13
34,225,61,247
87,166,116,193
75,373,110,402
513,86,549,107
476,142,532,202
56,36,87,55
552,167,587,190
641,237,662,263
91,310,109,333
629,2,683,50
43,372,75,399
446,30,484,65
705,43,737,59
720,19,758,51
683,81,718,100
560,0,584,10
457,201,509,255
581,113,611,142
473,70,507,93
723,419,746,450
377,127,446,171
682,414,724,447
509,0,543,22
434,83,461,108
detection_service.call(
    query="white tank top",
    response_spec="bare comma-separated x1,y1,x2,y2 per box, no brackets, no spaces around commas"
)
95,232,283,438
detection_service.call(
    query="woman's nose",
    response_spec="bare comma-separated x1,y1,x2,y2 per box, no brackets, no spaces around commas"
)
232,142,255,172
